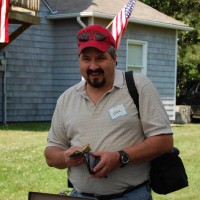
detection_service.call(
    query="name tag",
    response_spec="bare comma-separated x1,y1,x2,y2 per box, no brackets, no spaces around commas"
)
109,104,127,120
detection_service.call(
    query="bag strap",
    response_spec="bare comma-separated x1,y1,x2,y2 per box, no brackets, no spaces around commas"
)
125,71,140,118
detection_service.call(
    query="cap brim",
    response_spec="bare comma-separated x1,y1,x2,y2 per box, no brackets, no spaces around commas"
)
78,40,110,53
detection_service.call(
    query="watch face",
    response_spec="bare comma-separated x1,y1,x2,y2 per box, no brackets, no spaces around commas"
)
119,150,129,167
122,154,129,164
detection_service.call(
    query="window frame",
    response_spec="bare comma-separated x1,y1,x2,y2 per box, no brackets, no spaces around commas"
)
126,39,148,75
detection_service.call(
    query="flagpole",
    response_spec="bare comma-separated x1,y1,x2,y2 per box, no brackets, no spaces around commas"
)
106,20,113,29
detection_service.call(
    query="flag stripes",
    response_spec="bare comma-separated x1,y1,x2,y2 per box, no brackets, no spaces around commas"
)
111,0,136,49
0,0,9,43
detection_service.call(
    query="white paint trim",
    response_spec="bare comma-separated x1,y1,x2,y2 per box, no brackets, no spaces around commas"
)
76,17,86,28
88,16,95,25
129,18,193,31
173,30,179,121
41,0,58,14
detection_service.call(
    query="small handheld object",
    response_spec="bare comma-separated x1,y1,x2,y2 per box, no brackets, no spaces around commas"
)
83,152,100,174
68,144,91,158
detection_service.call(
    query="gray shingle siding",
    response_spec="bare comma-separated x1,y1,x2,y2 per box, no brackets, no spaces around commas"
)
1,3,57,122
0,1,178,122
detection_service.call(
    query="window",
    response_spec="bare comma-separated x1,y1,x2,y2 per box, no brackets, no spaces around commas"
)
127,40,147,74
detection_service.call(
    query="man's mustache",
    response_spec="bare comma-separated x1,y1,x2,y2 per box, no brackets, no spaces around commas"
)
87,68,104,75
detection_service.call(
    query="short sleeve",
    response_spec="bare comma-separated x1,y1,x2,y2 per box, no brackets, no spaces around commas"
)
134,74,173,137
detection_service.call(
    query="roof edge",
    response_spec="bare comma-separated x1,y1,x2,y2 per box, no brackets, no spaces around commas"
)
45,12,193,31
130,18,193,31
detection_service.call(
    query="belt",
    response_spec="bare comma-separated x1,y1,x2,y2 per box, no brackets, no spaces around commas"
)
81,180,149,200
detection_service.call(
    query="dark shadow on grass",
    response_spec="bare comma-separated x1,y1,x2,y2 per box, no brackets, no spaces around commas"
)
0,122,51,131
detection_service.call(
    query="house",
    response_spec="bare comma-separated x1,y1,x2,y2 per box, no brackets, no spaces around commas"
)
0,0,40,123
0,0,192,123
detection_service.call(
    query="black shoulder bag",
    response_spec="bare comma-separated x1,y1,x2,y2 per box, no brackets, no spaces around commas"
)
125,71,188,195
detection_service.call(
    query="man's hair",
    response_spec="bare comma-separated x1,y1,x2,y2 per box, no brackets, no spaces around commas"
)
107,45,116,59
78,45,116,59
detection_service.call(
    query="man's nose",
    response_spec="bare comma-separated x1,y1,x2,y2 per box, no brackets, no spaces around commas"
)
89,61,99,70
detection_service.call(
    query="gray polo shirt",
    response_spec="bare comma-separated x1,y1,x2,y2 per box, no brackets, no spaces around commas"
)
47,69,172,195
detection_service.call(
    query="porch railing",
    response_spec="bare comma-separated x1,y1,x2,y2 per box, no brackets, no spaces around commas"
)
10,0,40,12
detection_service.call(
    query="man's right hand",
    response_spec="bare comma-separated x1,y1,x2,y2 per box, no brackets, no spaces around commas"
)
64,146,85,167
44,146,84,169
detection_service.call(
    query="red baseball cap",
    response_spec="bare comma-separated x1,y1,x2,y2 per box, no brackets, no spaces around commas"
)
77,24,116,53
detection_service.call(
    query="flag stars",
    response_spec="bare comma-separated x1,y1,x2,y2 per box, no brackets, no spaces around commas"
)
125,0,136,18
111,0,137,49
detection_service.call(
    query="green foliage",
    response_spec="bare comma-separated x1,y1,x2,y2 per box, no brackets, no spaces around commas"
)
140,0,183,16
140,0,200,98
176,62,199,97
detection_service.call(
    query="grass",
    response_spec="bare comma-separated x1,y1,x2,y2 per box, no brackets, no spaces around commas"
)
0,122,67,200
0,122,200,200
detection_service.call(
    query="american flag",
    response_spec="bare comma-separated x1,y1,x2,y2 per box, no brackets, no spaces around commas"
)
111,0,136,49
0,0,9,43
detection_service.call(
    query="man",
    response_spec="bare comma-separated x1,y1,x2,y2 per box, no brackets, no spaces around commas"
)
44,24,173,200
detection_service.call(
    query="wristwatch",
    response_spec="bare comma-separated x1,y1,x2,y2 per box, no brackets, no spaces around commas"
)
118,150,130,168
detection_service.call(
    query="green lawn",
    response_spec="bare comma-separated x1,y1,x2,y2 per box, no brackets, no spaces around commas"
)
0,122,199,200
0,122,67,200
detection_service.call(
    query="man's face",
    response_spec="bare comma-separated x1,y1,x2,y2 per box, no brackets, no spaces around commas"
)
79,47,116,88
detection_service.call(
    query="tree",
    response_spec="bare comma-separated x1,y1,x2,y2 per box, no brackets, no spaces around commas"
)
140,0,200,98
